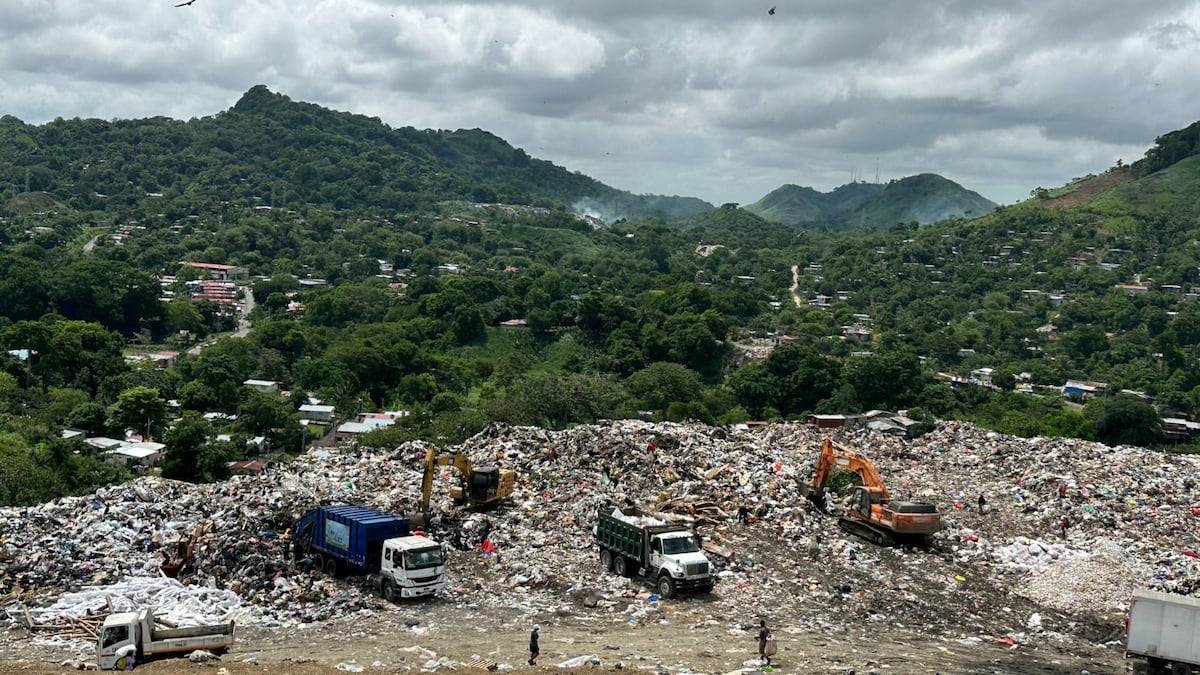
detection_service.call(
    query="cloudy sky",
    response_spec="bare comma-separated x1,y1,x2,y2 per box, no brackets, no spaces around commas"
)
3,1,1199,207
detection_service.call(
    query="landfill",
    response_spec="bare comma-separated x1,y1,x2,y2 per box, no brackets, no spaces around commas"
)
2,419,1200,667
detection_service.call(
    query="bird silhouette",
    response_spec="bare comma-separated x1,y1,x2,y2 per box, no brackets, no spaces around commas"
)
768,5,776,15
175,0,197,6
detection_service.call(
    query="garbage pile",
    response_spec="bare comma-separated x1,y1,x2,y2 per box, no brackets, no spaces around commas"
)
2,419,1199,651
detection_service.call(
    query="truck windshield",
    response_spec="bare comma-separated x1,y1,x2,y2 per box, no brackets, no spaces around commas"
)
404,547,444,569
100,625,129,649
661,536,700,555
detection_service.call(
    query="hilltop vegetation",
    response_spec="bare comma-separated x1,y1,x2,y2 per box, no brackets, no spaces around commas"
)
744,173,996,230
1,89,1200,505
0,86,709,223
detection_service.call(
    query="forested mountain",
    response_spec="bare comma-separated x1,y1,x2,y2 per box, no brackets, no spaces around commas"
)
2,89,1200,507
744,173,997,229
0,85,710,223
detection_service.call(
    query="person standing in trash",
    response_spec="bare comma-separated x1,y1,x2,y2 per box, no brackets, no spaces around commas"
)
808,533,821,562
528,624,540,666
1059,515,1070,539
757,619,772,665
737,504,750,525
478,518,493,547
977,493,987,514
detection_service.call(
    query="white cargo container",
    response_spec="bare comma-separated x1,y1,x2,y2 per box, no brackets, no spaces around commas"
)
1126,588,1200,675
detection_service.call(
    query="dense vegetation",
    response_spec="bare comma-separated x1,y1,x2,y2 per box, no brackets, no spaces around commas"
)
1,88,1199,505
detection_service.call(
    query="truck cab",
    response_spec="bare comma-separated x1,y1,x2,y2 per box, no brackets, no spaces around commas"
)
647,531,711,594
373,534,446,600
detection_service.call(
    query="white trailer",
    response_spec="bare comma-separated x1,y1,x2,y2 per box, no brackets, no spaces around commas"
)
1126,588,1200,675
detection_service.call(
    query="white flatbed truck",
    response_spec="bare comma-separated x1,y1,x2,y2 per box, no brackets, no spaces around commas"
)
96,608,235,670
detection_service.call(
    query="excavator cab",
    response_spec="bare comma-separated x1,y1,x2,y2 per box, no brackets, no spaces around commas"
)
467,465,501,502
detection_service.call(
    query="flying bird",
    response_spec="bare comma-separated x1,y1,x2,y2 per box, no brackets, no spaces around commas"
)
768,5,776,15
175,0,197,6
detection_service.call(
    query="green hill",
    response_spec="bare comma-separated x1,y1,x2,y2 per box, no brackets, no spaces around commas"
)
0,85,711,223
1033,155,1200,222
744,173,996,229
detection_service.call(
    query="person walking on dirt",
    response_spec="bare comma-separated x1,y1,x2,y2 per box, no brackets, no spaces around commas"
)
757,619,772,665
528,624,540,666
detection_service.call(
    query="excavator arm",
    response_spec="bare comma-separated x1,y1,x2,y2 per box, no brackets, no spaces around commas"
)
809,438,891,500
419,448,458,514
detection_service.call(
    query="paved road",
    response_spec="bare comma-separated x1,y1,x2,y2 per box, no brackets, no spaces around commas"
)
233,286,255,337
187,286,255,355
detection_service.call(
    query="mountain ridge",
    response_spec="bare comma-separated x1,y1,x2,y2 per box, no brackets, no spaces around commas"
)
0,85,713,223
743,173,997,230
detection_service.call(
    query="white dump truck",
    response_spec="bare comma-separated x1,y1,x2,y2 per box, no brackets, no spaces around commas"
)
595,506,714,599
96,608,235,670
1125,588,1200,675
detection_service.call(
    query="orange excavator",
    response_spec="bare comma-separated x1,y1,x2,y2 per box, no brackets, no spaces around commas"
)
803,438,941,546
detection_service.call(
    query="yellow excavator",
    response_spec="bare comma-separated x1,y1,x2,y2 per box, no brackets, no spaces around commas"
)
804,438,941,547
418,447,515,515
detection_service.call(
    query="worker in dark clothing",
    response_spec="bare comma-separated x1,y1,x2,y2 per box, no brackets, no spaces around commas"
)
977,493,987,514
1059,515,1070,539
478,519,493,548
737,504,750,525
528,624,540,666
757,619,772,665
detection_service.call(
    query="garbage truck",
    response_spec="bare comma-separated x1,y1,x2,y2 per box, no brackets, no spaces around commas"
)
1125,587,1200,674
96,608,234,670
291,504,446,600
595,505,714,599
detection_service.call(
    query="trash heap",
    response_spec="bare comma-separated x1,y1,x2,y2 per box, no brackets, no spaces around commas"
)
2,419,1200,652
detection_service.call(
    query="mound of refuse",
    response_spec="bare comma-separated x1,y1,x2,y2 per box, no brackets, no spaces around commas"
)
3,419,1199,651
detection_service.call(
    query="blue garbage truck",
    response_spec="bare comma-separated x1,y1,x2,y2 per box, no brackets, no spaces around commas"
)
292,504,446,601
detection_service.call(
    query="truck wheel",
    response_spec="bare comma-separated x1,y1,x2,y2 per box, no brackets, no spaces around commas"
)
1171,663,1192,675
312,553,326,575
382,581,397,602
656,575,677,599
614,556,628,577
600,549,613,572
324,556,338,577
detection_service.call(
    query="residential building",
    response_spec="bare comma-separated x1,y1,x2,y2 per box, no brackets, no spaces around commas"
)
243,379,280,394
180,261,248,281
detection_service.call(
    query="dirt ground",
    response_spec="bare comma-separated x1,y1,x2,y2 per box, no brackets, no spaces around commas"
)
0,593,1142,675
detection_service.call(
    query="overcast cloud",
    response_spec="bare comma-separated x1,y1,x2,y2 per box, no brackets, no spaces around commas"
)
2,1,1199,206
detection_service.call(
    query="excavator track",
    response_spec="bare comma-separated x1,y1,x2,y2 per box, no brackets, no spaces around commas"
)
838,516,895,546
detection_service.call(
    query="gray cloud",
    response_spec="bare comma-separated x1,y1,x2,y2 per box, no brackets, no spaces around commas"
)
0,0,1198,207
